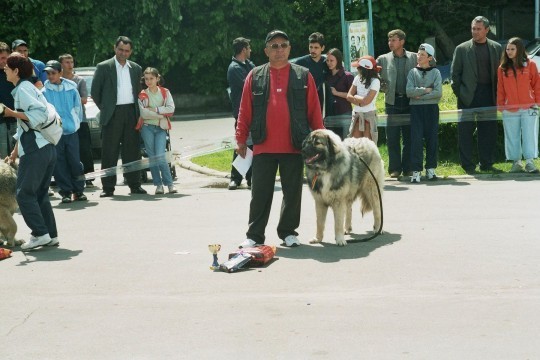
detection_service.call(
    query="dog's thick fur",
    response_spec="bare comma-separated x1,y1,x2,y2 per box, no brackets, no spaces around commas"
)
0,160,20,247
302,129,384,246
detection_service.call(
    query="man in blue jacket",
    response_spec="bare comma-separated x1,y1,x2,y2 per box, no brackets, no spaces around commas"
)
42,60,86,204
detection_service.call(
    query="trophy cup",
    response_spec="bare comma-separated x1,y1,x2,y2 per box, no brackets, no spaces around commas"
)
208,244,221,270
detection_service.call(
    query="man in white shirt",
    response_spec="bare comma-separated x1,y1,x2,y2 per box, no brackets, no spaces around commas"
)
91,36,145,197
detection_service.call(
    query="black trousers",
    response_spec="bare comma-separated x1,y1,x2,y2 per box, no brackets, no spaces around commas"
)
385,96,411,174
78,122,94,174
230,119,252,184
457,84,498,171
100,104,141,191
246,153,303,244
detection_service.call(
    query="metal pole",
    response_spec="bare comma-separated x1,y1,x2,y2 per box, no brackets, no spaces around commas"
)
534,0,540,38
368,0,374,56
340,0,350,69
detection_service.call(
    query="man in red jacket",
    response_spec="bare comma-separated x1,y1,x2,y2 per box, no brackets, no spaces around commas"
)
235,29,324,248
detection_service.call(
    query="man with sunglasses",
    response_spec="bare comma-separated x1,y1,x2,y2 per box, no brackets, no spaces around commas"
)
235,30,324,249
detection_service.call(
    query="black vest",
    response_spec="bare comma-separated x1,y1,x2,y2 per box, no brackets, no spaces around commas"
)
250,63,310,150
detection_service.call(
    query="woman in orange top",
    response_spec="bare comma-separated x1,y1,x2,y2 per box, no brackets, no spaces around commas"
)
497,37,540,173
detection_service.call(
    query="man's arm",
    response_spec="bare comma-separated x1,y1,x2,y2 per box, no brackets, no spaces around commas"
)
306,73,324,130
91,64,104,109
235,71,254,158
450,46,463,98
78,77,88,105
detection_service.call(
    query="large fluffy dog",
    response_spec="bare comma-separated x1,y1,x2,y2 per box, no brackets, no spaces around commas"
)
302,129,384,246
0,160,20,247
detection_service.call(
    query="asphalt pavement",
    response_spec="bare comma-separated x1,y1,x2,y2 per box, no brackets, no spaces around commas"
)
2,116,540,359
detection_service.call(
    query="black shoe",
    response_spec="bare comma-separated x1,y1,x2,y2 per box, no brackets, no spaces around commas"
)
480,166,502,174
130,186,147,195
464,168,477,175
246,179,252,189
228,180,239,190
73,192,88,201
85,180,94,188
100,191,114,198
61,195,72,203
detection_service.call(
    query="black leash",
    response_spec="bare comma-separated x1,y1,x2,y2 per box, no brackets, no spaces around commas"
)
346,156,384,243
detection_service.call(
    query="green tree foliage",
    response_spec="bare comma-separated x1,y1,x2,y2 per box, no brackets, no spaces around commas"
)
0,0,525,96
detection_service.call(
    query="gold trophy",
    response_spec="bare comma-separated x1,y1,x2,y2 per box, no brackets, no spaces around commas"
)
208,244,221,270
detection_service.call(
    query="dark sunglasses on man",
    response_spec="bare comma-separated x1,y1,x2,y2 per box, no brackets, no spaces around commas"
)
267,42,289,50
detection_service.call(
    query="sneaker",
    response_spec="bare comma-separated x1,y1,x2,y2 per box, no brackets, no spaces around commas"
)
168,185,177,194
155,185,164,195
73,192,87,201
510,161,524,173
61,195,72,203
48,187,54,196
238,238,257,249
21,234,51,251
228,180,239,190
46,237,59,247
283,235,300,247
410,171,421,183
426,168,438,181
525,161,540,174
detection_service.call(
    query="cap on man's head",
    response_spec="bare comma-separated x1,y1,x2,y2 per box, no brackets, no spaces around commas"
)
44,60,62,73
12,39,27,50
419,43,436,62
351,55,381,72
265,30,289,44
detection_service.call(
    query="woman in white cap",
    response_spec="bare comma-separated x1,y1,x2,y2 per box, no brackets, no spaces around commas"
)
406,43,442,183
346,55,381,143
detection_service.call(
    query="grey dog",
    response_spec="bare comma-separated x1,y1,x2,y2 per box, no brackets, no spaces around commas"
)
0,159,21,247
302,129,385,246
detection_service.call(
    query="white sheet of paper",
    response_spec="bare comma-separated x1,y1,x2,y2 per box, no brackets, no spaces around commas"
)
232,147,253,177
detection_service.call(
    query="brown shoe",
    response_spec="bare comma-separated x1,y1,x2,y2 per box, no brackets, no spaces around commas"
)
389,171,400,178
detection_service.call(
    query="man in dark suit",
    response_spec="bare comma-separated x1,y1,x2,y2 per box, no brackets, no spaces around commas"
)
91,36,146,197
451,16,502,174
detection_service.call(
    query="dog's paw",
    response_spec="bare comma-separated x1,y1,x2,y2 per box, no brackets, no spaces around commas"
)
309,237,322,244
344,227,353,235
335,237,347,246
5,239,25,247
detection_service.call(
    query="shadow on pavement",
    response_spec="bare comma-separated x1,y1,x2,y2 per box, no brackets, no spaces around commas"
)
277,232,401,263
16,247,83,266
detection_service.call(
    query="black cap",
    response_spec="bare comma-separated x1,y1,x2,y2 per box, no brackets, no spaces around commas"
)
44,60,62,73
265,30,289,44
12,39,27,50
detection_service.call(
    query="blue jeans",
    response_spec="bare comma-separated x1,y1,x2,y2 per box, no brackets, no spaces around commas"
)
17,144,57,238
385,96,411,174
140,124,173,186
410,104,439,171
502,109,539,161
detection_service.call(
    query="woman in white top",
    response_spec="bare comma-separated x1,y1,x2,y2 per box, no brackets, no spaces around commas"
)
346,55,381,143
136,67,176,195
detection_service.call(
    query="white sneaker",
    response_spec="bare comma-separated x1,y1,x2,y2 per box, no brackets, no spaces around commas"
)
238,238,257,249
168,185,177,194
410,171,421,183
46,237,59,247
426,168,438,180
21,234,52,251
525,161,540,174
284,235,300,247
155,185,164,195
510,161,524,173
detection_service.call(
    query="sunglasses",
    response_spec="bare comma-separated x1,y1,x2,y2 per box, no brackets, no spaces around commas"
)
267,42,289,50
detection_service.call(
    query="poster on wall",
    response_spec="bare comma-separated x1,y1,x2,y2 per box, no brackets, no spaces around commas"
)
347,20,369,66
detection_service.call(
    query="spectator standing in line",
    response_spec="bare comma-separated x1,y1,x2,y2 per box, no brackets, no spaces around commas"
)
59,54,95,187
11,39,46,89
0,42,16,158
347,55,381,143
137,67,177,195
42,60,86,203
227,37,255,190
406,44,443,183
293,32,328,111
376,29,417,178
497,37,540,174
324,48,354,139
91,36,146,197
235,30,324,248
3,53,58,250
451,16,502,174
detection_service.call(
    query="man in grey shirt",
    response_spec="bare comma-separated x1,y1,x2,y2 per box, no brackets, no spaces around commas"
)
376,29,418,178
